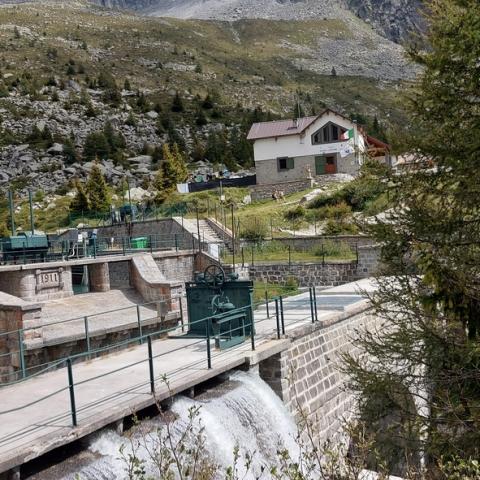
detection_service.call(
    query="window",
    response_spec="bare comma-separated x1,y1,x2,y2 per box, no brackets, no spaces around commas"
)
312,122,347,145
278,157,294,171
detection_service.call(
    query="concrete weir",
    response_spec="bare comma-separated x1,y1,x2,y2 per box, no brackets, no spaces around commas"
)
0,277,377,478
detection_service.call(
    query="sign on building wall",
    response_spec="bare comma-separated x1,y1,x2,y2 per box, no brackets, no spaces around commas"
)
35,268,64,293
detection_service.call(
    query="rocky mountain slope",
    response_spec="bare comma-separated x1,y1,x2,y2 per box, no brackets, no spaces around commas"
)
0,0,414,198
95,0,424,43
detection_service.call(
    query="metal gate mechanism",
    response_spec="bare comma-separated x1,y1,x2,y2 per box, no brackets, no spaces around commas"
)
186,265,254,350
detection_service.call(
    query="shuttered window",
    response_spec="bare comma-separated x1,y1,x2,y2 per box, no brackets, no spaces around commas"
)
278,157,294,171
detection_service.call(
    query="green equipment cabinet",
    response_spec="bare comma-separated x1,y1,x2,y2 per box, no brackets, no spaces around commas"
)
1,232,49,262
186,264,254,350
131,237,148,249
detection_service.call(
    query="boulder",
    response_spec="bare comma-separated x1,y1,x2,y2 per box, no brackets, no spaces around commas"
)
145,111,159,120
47,143,64,154
128,155,152,165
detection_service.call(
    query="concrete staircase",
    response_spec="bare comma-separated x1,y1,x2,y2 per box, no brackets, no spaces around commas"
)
174,217,226,245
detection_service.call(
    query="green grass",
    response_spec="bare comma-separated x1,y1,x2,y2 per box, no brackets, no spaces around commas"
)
222,240,356,265
253,281,300,304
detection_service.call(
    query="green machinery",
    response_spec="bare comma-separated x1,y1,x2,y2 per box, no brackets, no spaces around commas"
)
186,265,254,349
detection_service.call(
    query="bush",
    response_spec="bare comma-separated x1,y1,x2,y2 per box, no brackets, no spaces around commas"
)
284,276,298,290
284,205,305,221
240,216,268,242
323,218,359,235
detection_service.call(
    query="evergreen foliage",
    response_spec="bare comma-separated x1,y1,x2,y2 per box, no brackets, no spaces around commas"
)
69,180,89,213
343,0,480,475
86,162,110,212
83,131,110,161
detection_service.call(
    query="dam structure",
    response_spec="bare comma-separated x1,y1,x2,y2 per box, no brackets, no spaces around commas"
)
0,225,380,479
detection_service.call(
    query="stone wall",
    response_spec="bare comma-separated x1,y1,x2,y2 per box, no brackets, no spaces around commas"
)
250,178,315,201
153,252,196,283
0,292,42,381
0,265,73,302
356,245,381,278
108,260,131,289
249,262,359,287
259,301,375,444
80,218,196,250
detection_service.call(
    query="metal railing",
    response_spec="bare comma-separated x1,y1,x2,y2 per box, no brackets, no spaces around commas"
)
0,233,201,266
0,287,324,435
0,295,183,384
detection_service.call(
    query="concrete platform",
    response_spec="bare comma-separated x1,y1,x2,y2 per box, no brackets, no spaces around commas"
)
38,289,165,347
0,280,372,475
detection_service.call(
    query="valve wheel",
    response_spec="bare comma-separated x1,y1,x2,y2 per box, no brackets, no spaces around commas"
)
204,264,225,288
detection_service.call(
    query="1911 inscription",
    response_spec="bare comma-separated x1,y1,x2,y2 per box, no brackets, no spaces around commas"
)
35,268,64,292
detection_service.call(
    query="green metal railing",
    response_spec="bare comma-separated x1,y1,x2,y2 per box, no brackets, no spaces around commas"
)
0,288,325,435
0,233,201,266
0,295,183,384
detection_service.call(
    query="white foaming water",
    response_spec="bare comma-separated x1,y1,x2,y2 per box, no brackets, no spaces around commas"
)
60,371,299,480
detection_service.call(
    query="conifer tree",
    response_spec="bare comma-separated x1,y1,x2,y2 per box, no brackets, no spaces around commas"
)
343,0,480,474
171,91,184,113
70,180,89,213
86,162,110,212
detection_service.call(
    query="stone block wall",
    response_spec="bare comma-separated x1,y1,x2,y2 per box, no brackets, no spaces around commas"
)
0,292,42,381
356,245,381,278
250,179,315,201
259,302,375,445
153,252,196,283
0,265,73,302
271,235,374,250
249,262,359,287
109,260,131,289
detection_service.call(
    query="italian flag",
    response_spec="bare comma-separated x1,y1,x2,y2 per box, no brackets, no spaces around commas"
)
341,128,354,141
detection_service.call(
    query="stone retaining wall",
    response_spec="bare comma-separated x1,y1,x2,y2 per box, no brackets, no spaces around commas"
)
259,301,375,444
250,179,314,201
272,235,374,250
249,262,359,287
0,292,42,381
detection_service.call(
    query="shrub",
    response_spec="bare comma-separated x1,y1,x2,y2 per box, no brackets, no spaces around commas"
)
284,205,305,221
240,216,268,242
284,276,298,290
323,219,358,235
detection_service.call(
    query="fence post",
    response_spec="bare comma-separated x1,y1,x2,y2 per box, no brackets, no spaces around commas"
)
288,245,291,267
18,330,26,379
356,243,359,264
84,316,91,355
206,319,212,369
122,237,126,256
137,305,143,344
279,296,285,335
322,243,325,265
241,248,245,267
265,290,270,318
313,286,318,322
274,298,281,339
251,245,254,267
309,287,315,323
149,235,153,253
250,312,255,351
67,358,77,427
93,238,97,259
147,336,155,394
175,234,178,252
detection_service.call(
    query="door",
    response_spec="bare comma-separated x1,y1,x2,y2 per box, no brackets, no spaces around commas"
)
325,155,337,174
315,156,326,175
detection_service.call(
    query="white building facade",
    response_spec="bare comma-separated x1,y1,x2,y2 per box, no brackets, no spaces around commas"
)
247,110,367,185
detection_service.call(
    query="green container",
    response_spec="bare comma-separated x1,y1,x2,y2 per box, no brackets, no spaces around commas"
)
131,237,148,249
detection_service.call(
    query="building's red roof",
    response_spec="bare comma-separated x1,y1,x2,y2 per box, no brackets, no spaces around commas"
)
247,116,317,141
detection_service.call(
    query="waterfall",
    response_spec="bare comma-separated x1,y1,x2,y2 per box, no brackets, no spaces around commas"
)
43,371,299,480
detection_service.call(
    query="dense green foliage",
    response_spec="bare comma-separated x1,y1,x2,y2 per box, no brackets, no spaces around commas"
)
343,0,480,476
